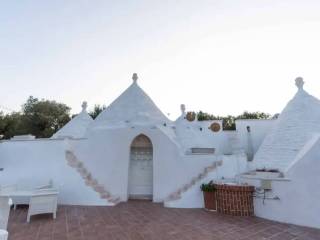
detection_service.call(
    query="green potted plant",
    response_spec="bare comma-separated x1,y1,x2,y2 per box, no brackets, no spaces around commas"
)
200,181,216,211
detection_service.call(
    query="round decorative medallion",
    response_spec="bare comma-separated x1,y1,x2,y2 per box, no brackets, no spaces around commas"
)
186,112,196,121
210,122,221,132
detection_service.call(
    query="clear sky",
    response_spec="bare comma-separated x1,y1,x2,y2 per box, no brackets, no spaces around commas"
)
1,0,320,119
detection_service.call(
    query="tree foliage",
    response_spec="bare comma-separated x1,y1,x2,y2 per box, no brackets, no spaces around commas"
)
0,96,71,139
0,112,24,139
89,104,106,119
187,110,272,130
237,111,270,120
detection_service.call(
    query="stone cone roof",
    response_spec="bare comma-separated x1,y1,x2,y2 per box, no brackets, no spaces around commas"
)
52,102,93,139
92,76,170,128
253,78,320,172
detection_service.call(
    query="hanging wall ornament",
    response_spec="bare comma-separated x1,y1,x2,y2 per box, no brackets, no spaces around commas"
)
210,122,221,132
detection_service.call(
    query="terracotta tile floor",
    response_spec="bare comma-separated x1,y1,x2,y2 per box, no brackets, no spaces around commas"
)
7,200,320,240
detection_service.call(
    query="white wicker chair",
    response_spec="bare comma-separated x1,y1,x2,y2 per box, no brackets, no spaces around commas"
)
0,196,12,230
27,189,58,223
1,184,29,210
0,185,20,210
1,180,54,210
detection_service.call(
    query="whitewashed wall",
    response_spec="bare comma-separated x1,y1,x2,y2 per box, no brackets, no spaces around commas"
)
73,126,233,203
0,139,106,205
72,126,179,202
241,135,320,229
235,119,277,155
165,153,248,208
175,119,224,154
0,126,250,208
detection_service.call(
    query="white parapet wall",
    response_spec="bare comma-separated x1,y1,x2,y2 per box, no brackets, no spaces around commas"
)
235,119,277,155
0,139,108,206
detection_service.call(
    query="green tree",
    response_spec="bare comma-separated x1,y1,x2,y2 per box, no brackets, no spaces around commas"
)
20,96,71,138
89,104,106,119
0,112,25,139
194,111,271,130
196,111,222,121
0,112,4,137
222,115,236,130
237,111,270,120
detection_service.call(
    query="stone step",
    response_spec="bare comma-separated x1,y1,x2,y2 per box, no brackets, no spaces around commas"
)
65,150,119,206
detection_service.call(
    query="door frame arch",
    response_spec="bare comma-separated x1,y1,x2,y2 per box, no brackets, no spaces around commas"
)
127,134,154,200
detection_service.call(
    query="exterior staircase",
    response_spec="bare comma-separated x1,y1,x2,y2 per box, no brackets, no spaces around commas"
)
165,159,223,202
65,150,120,205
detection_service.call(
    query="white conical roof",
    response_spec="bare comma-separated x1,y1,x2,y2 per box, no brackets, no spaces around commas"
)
52,102,93,139
91,74,170,128
253,78,320,172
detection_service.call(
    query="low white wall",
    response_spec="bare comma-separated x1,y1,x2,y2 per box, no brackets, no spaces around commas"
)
0,139,106,205
235,119,276,155
175,119,225,155
241,136,320,229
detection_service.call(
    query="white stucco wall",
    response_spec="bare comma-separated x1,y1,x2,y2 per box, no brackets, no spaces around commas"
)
235,119,277,155
71,126,180,202
221,131,242,154
175,119,224,154
64,120,246,205
0,125,247,207
73,126,231,203
241,135,320,229
0,139,106,205
0,123,251,211
165,153,248,208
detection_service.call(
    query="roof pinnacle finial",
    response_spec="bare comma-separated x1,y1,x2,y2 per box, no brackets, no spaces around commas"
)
81,101,88,112
295,77,304,90
132,73,138,83
180,104,186,116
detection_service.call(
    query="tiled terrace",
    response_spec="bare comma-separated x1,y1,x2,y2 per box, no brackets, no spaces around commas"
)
8,200,320,240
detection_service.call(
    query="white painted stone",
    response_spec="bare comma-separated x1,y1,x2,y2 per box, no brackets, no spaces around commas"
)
253,78,320,172
241,135,320,229
52,102,93,139
2,74,320,229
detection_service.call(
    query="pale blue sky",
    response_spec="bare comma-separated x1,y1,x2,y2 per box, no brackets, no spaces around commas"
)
1,0,320,119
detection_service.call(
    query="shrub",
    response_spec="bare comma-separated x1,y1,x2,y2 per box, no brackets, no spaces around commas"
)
200,181,216,192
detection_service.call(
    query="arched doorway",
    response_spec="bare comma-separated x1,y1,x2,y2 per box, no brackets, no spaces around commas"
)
128,134,153,200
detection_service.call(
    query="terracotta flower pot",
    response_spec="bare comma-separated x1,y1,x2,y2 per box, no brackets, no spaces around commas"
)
203,191,216,211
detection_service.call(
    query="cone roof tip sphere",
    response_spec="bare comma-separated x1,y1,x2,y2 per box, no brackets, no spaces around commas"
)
132,73,138,83
180,104,186,115
295,77,304,90
81,101,88,112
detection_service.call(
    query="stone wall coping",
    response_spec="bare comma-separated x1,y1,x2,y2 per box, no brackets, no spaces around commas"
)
0,137,87,143
239,174,291,182
213,183,254,192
